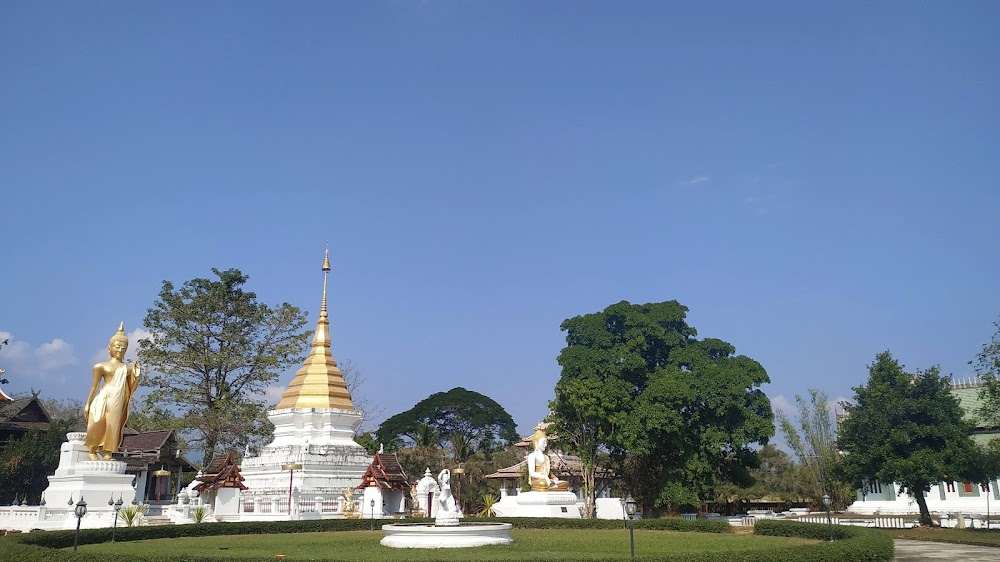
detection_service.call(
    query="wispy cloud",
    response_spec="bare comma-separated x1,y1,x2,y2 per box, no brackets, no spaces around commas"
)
0,331,79,385
771,394,793,417
685,175,710,186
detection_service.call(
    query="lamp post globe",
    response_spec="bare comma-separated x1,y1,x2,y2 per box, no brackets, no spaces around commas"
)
370,499,376,530
822,494,833,542
624,495,637,559
72,496,88,552
112,494,123,542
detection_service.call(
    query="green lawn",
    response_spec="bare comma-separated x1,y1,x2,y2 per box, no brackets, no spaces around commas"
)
884,527,1000,548
75,529,817,561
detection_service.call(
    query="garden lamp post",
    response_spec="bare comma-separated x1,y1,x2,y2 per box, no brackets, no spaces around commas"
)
624,495,637,560
72,495,88,552
152,468,171,503
620,497,627,529
370,499,376,530
822,494,833,542
453,466,465,513
281,463,303,516
111,494,123,542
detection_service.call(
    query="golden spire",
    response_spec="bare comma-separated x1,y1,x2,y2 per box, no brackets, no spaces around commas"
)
276,249,355,411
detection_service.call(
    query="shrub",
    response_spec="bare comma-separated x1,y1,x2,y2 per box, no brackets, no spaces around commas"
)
476,494,498,518
118,504,149,527
191,506,212,523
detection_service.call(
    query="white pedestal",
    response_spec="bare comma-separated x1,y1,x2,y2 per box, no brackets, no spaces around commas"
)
509,491,580,518
42,432,137,510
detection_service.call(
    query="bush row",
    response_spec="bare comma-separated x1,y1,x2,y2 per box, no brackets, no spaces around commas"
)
0,517,892,562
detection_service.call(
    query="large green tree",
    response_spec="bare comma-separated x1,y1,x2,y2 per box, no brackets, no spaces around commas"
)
549,300,774,517
377,387,518,454
837,351,985,525
137,268,309,460
777,389,854,510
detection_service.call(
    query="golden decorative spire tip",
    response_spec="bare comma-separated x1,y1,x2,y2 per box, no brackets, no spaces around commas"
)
323,247,331,272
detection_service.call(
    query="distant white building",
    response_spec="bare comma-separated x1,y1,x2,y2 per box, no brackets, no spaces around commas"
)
847,378,1000,516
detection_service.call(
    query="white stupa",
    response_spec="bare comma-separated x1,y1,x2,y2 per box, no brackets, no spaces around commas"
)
238,250,372,520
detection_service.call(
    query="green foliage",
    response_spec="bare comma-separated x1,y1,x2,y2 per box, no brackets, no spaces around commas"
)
754,520,894,560
777,389,855,510
837,351,986,525
191,505,211,523
118,503,149,527
137,268,310,459
376,387,518,452
0,417,73,504
476,493,499,517
353,432,379,455
550,300,774,516
975,317,1000,429
714,445,811,512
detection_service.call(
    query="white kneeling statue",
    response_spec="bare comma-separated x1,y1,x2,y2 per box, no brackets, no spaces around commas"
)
434,469,461,526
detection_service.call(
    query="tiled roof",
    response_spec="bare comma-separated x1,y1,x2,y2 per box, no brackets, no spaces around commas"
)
0,396,52,430
358,452,409,490
194,453,247,491
120,430,173,452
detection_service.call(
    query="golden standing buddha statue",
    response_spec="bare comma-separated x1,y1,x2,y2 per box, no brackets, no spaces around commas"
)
83,323,140,460
526,425,569,492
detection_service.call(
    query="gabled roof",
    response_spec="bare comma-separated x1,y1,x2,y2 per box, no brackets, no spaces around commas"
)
120,429,174,452
0,395,52,432
357,452,409,491
194,453,247,492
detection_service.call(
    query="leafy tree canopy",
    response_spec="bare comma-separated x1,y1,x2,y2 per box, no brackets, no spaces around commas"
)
837,351,986,525
550,300,773,517
137,268,309,460
376,387,518,453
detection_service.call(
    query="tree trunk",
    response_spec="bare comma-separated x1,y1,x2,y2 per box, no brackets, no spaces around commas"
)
913,490,933,526
583,461,596,518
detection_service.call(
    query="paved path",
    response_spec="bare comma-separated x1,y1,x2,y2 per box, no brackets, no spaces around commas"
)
894,539,1000,561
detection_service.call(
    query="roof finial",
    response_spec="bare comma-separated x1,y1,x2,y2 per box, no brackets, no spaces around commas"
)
321,248,330,318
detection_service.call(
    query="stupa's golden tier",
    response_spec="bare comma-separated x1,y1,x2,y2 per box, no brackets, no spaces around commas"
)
275,250,356,411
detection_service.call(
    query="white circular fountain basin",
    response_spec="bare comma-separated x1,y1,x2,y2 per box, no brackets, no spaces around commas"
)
380,523,513,548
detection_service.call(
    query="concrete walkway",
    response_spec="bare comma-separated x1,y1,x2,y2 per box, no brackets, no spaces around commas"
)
894,539,1000,561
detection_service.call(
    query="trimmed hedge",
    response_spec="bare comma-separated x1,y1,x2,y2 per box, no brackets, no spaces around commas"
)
0,517,892,562
752,520,894,561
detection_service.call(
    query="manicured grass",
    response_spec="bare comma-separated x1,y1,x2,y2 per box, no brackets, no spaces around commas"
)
76,529,817,561
884,527,1000,548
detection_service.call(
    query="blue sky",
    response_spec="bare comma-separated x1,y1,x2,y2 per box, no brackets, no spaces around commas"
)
2,1,998,441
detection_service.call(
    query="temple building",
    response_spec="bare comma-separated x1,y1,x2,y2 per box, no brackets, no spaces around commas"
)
238,250,372,520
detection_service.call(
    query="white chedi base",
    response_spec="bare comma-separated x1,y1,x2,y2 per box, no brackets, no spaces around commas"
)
238,407,371,521
381,523,513,548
